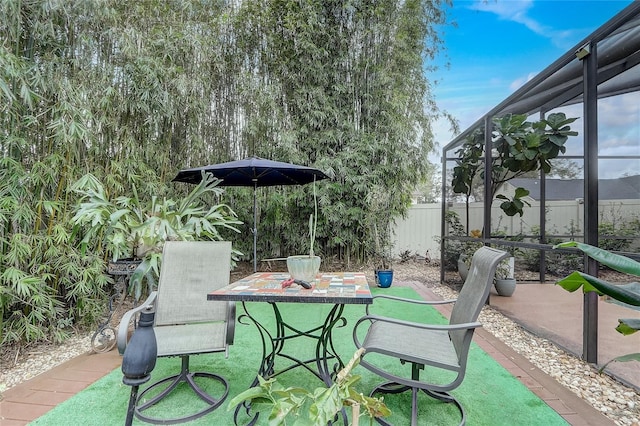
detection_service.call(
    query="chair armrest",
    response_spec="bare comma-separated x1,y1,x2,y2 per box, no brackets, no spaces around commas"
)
117,291,158,355
366,294,456,316
353,314,481,349
362,314,482,331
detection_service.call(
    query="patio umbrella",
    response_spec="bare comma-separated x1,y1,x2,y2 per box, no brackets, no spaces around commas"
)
173,156,329,272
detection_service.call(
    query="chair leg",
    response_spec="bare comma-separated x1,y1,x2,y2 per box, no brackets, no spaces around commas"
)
368,362,466,426
370,382,466,426
373,381,411,395
411,386,419,425
134,356,229,425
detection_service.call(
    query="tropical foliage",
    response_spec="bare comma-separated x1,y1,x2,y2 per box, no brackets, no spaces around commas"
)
228,348,390,425
554,242,640,369
70,172,242,300
1,1,450,345
451,112,578,221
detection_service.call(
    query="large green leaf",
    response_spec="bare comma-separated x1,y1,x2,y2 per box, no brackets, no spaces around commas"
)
599,353,640,373
554,242,640,276
227,379,275,411
556,271,640,308
514,187,530,198
616,319,640,335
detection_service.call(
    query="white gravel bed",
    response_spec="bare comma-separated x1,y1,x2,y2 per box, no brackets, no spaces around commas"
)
431,284,640,426
0,333,93,394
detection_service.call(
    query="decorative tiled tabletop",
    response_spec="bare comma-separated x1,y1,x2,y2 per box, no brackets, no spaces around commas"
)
207,272,372,304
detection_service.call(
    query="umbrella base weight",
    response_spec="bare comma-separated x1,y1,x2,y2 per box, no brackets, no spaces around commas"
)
286,255,321,283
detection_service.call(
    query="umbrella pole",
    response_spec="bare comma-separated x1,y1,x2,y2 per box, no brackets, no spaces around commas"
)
253,182,257,272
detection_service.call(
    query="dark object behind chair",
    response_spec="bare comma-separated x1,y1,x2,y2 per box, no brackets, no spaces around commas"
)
353,246,508,425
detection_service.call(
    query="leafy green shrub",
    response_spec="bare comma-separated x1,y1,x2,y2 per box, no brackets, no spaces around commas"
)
598,219,638,253
452,113,577,218
437,211,466,271
1,158,107,346
521,225,582,276
228,348,390,425
70,172,242,300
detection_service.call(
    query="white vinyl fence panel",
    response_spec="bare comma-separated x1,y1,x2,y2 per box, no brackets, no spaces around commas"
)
391,204,441,259
392,199,640,259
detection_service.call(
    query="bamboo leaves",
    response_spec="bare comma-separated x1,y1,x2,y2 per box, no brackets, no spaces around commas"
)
2,0,449,344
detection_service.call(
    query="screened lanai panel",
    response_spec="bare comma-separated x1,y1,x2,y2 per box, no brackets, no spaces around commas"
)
443,2,640,152
442,155,487,207
596,92,640,160
595,63,640,100
542,158,585,242
439,0,640,369
497,6,640,118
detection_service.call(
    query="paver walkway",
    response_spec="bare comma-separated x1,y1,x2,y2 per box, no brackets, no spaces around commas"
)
0,281,614,425
489,282,640,389
1,350,121,425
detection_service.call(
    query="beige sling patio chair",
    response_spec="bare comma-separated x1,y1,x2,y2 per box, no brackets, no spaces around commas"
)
117,240,235,424
353,246,508,426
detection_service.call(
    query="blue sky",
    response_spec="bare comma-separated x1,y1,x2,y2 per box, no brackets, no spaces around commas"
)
430,0,636,160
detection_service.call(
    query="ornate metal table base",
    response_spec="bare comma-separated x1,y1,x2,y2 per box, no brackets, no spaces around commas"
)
233,301,348,425
208,272,372,426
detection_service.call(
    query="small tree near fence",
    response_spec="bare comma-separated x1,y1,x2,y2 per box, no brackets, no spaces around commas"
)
451,112,578,232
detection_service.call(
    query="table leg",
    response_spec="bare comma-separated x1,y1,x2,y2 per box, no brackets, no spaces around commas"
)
316,303,347,386
237,302,277,383
233,301,349,425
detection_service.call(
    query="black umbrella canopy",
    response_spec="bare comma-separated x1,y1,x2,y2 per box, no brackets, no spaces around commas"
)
173,156,329,272
172,156,329,186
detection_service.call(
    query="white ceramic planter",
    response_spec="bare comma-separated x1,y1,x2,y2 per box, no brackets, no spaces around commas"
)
286,255,321,282
457,256,469,281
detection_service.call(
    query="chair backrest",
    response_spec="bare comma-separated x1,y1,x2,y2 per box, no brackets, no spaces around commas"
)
154,240,232,327
449,246,508,355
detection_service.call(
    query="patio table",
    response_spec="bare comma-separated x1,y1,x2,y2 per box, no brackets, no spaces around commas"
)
207,271,372,424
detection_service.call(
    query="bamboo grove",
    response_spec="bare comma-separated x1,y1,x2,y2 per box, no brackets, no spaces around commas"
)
0,0,449,345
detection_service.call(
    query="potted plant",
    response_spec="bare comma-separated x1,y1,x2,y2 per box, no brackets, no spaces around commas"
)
228,348,390,425
71,172,242,300
287,180,321,283
372,221,394,288
366,186,396,288
494,256,516,296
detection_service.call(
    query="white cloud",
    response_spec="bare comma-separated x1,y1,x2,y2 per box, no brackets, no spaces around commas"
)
471,0,541,30
470,0,538,28
599,93,640,127
596,94,640,166
598,156,639,179
509,71,539,91
469,0,533,17
599,143,639,157
468,0,584,49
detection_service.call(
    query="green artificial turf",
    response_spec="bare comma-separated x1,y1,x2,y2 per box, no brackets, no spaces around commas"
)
31,286,568,425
